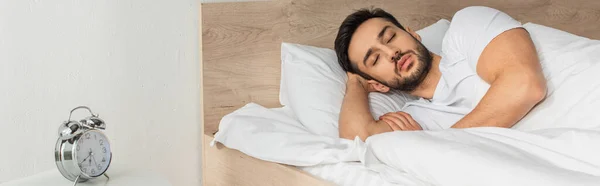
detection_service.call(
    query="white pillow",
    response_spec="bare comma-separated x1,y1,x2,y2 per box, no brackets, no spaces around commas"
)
280,19,450,137
416,19,450,55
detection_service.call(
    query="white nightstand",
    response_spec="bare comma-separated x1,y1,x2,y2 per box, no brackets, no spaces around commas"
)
1,167,171,186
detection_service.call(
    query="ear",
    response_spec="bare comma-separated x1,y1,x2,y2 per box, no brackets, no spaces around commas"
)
366,80,390,93
405,27,422,42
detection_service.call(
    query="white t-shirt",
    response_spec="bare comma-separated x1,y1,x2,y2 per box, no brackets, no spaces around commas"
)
403,6,523,130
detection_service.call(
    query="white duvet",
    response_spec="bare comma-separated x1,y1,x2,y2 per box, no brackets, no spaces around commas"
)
363,128,600,185
212,23,600,186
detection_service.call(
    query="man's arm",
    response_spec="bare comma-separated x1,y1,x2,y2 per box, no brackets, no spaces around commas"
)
452,28,546,129
339,74,392,141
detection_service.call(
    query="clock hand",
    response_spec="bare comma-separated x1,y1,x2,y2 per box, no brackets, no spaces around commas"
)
91,154,100,170
89,148,94,166
79,150,92,165
79,154,91,165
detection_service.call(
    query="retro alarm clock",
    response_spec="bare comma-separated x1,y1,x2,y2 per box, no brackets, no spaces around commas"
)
55,106,112,185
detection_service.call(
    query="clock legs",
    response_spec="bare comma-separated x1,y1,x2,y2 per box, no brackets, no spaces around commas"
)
73,175,81,186
71,173,108,186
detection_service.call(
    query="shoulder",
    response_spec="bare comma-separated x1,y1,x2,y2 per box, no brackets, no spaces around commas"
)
442,7,498,56
452,6,501,23
442,6,522,68
445,6,514,39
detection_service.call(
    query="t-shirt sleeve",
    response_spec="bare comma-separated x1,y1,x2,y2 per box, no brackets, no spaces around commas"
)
442,6,523,70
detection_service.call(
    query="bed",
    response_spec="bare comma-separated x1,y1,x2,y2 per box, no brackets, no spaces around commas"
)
201,0,600,185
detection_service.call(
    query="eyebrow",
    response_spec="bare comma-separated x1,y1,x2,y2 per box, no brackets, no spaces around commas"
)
362,25,391,67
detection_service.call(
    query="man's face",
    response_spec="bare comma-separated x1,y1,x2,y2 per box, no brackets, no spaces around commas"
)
347,18,432,92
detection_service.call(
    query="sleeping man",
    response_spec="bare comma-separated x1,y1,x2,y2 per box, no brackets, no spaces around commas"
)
334,6,547,141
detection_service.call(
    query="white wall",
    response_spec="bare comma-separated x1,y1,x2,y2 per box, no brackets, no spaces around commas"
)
0,0,201,185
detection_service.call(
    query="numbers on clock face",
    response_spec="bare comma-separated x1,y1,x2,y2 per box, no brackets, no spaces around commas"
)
75,130,111,177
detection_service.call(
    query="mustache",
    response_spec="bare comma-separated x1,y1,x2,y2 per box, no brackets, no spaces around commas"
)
392,50,416,63
392,50,416,75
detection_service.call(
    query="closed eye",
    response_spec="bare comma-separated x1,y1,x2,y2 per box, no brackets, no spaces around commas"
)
373,55,380,66
387,34,396,43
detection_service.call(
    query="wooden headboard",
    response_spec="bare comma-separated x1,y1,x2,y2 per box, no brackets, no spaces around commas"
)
202,0,600,136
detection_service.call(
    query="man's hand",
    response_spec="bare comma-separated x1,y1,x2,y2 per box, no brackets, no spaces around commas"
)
346,72,377,93
379,112,422,131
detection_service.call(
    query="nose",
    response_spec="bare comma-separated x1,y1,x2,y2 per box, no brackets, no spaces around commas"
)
391,50,400,62
384,47,400,62
378,44,400,62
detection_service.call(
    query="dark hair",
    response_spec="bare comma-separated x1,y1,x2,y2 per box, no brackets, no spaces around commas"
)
334,8,405,80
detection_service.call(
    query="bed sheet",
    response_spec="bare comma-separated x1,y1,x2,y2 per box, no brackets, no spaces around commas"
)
300,162,397,186
300,162,431,186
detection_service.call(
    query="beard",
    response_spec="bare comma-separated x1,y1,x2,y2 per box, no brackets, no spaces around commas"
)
379,37,433,92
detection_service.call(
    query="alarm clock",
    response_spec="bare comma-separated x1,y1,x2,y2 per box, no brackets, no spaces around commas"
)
55,106,112,185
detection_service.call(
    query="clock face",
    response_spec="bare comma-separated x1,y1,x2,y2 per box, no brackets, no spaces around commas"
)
74,130,111,177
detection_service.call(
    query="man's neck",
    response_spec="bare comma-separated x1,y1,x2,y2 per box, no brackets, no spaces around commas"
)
409,53,441,99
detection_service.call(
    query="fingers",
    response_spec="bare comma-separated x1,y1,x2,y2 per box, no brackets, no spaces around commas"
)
346,72,373,92
396,112,422,130
380,113,407,131
346,72,362,80
381,118,403,131
382,113,409,130
380,118,401,131
365,83,378,93
379,112,422,131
